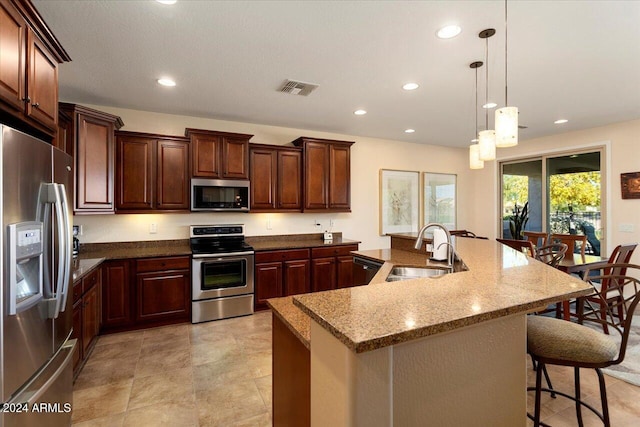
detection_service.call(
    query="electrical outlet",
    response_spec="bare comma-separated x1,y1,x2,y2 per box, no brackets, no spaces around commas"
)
329,219,335,228
266,219,272,230
149,223,158,234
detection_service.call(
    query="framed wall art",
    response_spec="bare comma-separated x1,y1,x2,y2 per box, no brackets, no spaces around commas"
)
621,172,640,199
423,172,457,229
379,169,420,235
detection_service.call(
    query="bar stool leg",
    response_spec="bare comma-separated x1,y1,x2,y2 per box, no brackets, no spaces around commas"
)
574,367,584,427
534,361,544,427
596,368,611,427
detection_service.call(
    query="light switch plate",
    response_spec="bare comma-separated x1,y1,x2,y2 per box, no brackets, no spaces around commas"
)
619,223,635,233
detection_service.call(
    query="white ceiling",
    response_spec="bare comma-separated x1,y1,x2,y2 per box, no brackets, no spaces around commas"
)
33,0,640,148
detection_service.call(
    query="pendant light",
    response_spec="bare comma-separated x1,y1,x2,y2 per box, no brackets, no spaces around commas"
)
478,29,496,161
469,61,484,170
495,0,518,147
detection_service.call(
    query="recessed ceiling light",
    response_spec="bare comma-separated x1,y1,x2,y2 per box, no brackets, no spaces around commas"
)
157,78,176,87
482,102,497,109
554,119,568,124
354,109,367,116
404,129,415,133
402,83,419,91
436,25,462,39
156,0,177,4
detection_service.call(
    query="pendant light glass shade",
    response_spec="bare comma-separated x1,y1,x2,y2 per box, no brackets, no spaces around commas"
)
478,129,496,161
469,144,484,169
495,106,518,147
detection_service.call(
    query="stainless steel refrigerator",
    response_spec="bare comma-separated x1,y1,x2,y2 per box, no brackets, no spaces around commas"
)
1,125,75,426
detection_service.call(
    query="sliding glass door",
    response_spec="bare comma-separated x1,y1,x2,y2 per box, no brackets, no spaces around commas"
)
500,149,605,255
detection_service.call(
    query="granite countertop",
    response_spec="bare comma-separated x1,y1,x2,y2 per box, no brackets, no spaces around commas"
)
291,238,593,353
267,296,311,350
247,233,360,251
72,257,105,283
79,239,192,260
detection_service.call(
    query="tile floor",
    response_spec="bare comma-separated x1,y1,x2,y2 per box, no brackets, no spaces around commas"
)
72,311,640,426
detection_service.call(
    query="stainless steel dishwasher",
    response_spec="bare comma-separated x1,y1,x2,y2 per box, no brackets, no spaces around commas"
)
353,256,383,284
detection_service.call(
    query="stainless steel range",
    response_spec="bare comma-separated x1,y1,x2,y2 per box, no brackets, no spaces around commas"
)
190,224,254,323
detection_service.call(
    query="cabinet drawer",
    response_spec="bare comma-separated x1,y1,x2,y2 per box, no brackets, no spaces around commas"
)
311,245,358,259
256,249,309,263
82,269,100,290
136,256,190,273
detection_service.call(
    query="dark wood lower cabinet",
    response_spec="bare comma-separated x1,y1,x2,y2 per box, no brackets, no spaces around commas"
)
311,257,336,292
71,267,102,378
311,245,359,292
284,259,310,295
255,261,283,310
254,249,310,311
101,256,191,333
273,315,310,427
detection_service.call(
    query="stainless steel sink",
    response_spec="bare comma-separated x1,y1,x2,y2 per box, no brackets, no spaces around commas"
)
386,266,451,281
385,264,468,282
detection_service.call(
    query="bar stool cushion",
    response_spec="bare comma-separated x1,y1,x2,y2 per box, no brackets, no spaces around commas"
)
527,316,618,364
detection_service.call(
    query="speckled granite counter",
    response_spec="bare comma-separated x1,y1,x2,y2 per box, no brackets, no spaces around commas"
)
72,257,105,283
267,296,311,350
292,238,593,353
78,239,192,260
247,233,360,251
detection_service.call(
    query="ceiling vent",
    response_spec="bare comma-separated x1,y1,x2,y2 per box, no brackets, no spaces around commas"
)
278,79,318,96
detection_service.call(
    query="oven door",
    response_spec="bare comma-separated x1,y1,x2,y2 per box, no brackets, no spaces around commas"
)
192,252,254,301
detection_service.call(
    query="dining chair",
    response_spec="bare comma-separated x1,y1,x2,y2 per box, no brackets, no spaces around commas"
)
577,243,638,334
549,233,587,258
496,238,535,255
450,230,489,240
523,231,548,248
527,263,640,427
535,243,568,268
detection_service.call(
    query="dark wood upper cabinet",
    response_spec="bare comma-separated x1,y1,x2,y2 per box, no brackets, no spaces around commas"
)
292,137,354,212
186,128,253,179
0,0,70,138
115,131,189,212
249,143,302,212
60,103,123,214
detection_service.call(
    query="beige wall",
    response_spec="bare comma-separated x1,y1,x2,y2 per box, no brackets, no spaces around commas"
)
74,105,472,250
468,118,640,262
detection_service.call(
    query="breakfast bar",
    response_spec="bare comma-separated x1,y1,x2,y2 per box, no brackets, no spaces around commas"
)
271,238,593,426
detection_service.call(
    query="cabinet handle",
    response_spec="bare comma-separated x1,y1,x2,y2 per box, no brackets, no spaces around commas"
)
32,103,40,108
22,96,31,103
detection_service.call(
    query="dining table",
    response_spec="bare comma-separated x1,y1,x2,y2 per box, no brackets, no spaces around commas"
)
556,253,609,320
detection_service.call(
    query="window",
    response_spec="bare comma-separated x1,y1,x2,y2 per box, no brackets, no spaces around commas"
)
500,149,605,255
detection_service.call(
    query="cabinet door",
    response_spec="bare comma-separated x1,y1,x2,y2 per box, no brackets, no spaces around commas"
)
102,260,132,328
116,135,154,210
250,147,276,210
71,300,83,372
278,149,302,210
0,2,25,111
222,137,249,179
191,134,220,178
157,139,189,209
255,261,283,310
82,283,99,355
76,113,115,212
329,144,351,210
25,28,57,130
136,270,190,322
336,255,355,289
311,257,336,292
284,259,310,296
303,142,329,210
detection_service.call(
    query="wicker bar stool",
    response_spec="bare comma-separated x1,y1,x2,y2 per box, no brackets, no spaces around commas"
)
527,263,640,426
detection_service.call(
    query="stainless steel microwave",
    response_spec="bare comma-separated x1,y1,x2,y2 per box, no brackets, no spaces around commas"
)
191,179,250,211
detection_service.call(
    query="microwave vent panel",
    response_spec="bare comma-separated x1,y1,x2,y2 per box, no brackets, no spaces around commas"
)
278,80,319,96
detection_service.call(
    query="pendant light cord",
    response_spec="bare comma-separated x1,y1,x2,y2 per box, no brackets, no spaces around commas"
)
505,0,508,106
475,67,479,137
485,36,489,130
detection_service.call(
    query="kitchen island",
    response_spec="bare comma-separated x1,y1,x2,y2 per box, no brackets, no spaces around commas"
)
269,237,593,427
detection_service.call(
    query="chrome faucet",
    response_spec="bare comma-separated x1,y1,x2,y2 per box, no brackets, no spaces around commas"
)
414,223,454,269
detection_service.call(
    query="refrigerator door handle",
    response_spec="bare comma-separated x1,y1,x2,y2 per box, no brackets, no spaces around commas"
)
51,184,66,319
57,183,72,313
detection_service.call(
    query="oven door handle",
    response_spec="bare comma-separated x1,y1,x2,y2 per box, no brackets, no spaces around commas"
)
192,251,255,259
